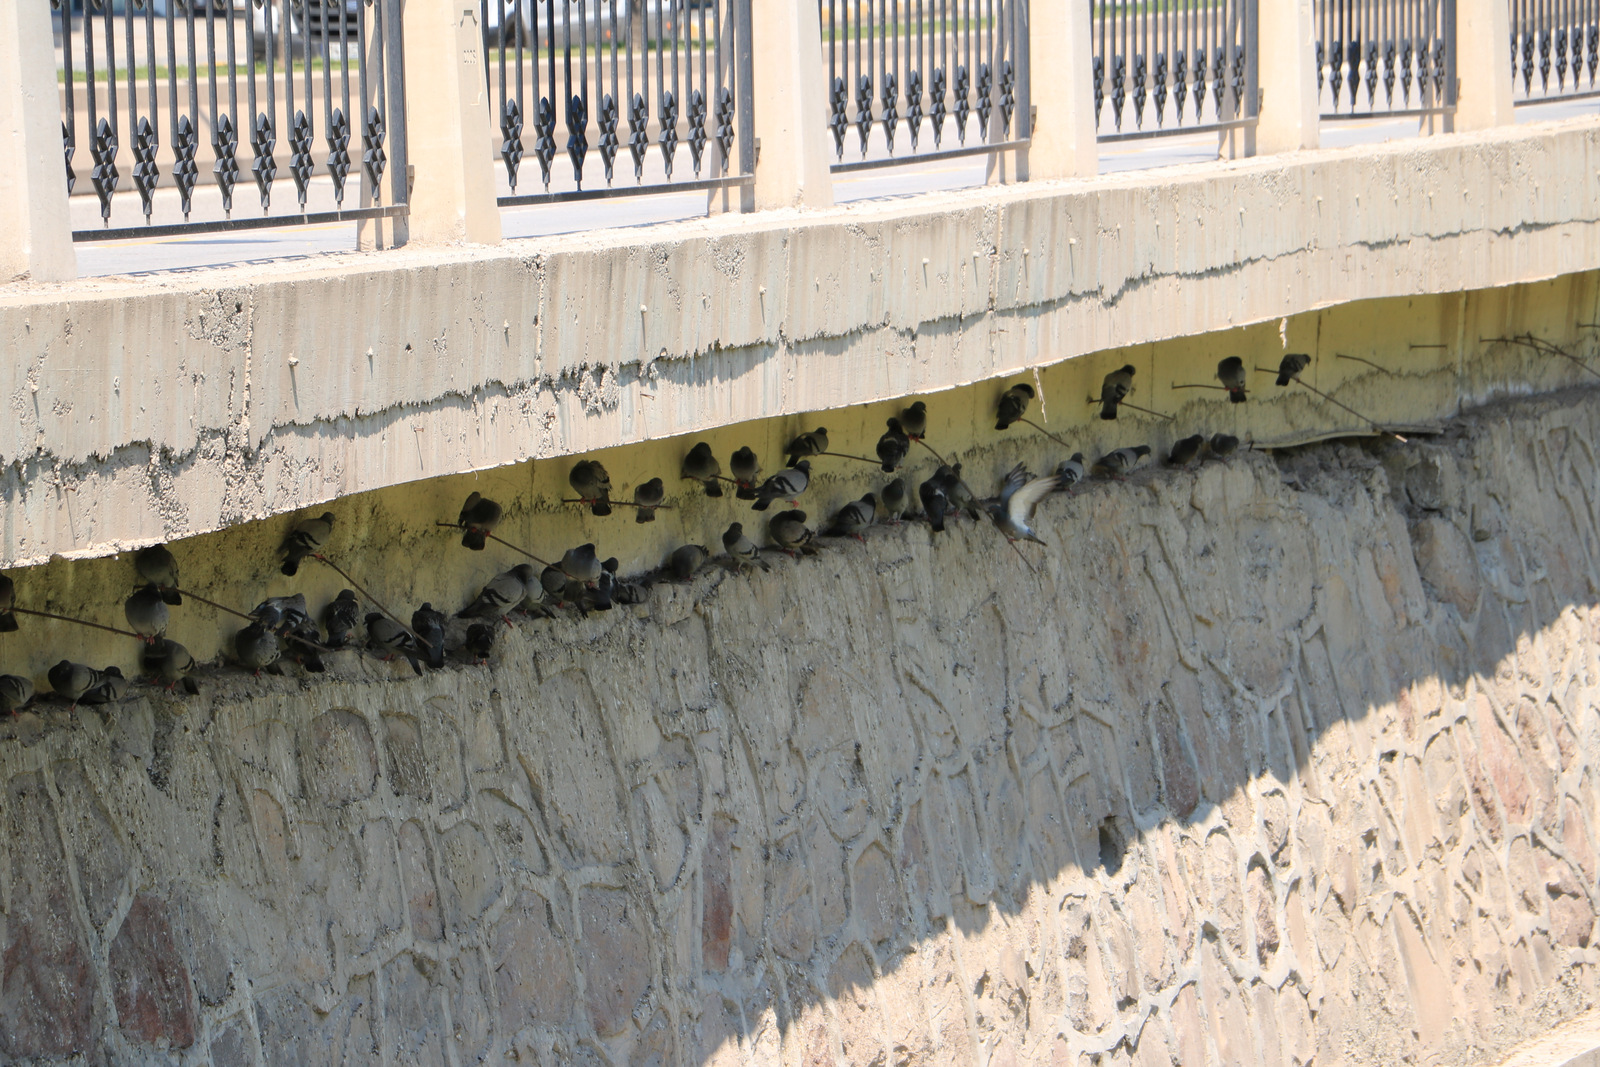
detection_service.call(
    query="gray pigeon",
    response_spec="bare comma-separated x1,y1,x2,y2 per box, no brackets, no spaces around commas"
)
47,660,96,707
280,512,334,576
681,442,724,498
880,477,908,524
459,492,503,551
367,614,423,676
560,544,602,584
252,593,311,634
826,494,877,541
988,465,1059,544
134,545,183,604
0,674,33,714
752,460,811,512
1217,357,1248,402
0,574,14,632
464,623,495,664
1056,453,1086,491
877,419,909,473
284,617,327,673
1100,365,1135,420
944,464,983,521
1092,446,1152,479
1276,353,1311,386
1166,434,1206,467
459,564,536,622
78,666,128,706
124,585,169,643
785,428,829,468
540,565,570,605
143,639,198,694
996,383,1035,430
666,544,708,583
323,590,361,648
919,472,951,533
722,522,769,573
1209,433,1240,459
234,623,282,675
613,580,649,605
584,572,617,612
769,510,817,556
899,401,928,440
633,478,665,524
569,460,613,517
730,447,762,500
411,604,447,669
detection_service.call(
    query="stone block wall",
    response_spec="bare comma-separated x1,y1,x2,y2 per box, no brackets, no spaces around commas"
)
1,387,1599,1064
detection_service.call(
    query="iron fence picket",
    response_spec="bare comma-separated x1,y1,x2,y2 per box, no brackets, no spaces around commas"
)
1314,0,1456,117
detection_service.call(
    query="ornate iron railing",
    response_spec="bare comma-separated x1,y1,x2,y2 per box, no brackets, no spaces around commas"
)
1314,0,1457,117
1510,0,1600,102
484,0,754,205
1093,0,1258,141
818,0,1031,172
55,0,409,241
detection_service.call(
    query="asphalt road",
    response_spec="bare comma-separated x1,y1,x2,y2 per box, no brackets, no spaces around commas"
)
71,96,1597,278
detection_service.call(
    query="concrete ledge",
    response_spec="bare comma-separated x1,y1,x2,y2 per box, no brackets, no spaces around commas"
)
3,116,1600,566
1497,1011,1600,1067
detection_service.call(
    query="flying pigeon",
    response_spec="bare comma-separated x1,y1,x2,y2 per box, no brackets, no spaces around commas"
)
877,419,909,473
988,464,1059,544
1100,365,1135,420
682,442,724,498
752,460,811,512
280,512,334,577
995,383,1035,430
633,478,665,524
134,545,183,604
569,460,614,517
459,492,503,551
1217,357,1248,403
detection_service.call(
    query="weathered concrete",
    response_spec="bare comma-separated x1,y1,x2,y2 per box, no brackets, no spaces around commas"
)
3,116,1600,567
0,384,1596,1064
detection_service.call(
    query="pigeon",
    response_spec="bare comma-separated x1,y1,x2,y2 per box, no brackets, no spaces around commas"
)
463,623,496,665
0,573,15,632
234,623,282,675
944,464,983,521
633,478,665,524
730,447,762,500
0,674,33,714
562,577,589,610
78,666,128,706
459,564,536,622
1209,433,1240,459
1056,453,1086,491
539,565,570,606
367,613,423,676
1100,365,1136,420
769,510,817,556
613,580,649,606
876,419,910,473
134,545,183,604
458,492,503,551
1166,434,1206,467
1092,445,1152,479
251,593,311,634
143,638,198,694
1276,353,1312,386
995,383,1035,430
585,573,617,612
569,460,613,517
666,544,709,583
1217,357,1248,403
899,400,928,440
880,477,908,524
323,590,361,648
48,660,97,707
826,493,877,540
284,618,327,673
681,442,724,498
988,465,1059,544
752,460,811,512
411,603,447,669
785,428,830,468
919,472,952,533
124,585,169,643
280,512,334,577
722,522,769,572
560,544,602,584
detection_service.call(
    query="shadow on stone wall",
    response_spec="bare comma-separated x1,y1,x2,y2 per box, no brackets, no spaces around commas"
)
1,388,1598,1065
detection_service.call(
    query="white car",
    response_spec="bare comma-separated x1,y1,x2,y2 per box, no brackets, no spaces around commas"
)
483,0,683,49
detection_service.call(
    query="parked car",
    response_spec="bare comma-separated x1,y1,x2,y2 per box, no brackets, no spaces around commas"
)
484,0,684,50
252,0,361,60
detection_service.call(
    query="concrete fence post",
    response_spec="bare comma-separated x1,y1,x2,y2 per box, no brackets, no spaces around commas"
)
1253,0,1320,155
0,0,77,282
399,0,502,245
750,0,834,210
1024,0,1098,181
1454,0,1515,129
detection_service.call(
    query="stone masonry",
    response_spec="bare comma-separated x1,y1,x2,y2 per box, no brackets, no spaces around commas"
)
1,387,1599,1064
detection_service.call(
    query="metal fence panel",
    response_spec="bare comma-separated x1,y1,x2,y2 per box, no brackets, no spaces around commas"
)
819,0,1030,172
1092,0,1259,141
1510,0,1600,103
1314,0,1457,118
486,0,754,205
55,0,409,240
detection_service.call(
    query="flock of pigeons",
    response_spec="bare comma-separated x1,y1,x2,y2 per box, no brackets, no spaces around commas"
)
0,354,1320,715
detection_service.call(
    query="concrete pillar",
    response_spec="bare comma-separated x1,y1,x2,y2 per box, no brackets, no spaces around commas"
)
0,0,77,282
1454,0,1515,130
1254,0,1320,154
750,0,833,210
1024,0,1097,181
400,0,502,245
